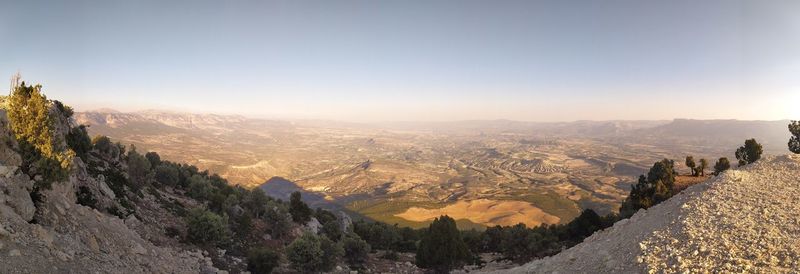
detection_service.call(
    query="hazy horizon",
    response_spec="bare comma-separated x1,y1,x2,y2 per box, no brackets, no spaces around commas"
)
3,0,799,122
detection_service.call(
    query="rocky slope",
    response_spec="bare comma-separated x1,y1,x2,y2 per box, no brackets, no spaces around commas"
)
0,110,220,273
492,154,800,273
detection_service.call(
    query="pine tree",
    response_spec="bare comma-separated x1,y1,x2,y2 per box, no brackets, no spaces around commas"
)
415,215,472,273
713,157,731,176
685,156,696,176
735,139,763,166
789,121,800,154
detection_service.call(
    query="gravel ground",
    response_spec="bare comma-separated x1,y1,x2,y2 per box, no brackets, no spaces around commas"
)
490,155,800,274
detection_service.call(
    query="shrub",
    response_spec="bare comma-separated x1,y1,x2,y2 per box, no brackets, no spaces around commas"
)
66,125,92,160
789,121,800,154
319,235,344,271
685,156,696,176
289,191,312,224
285,233,325,272
145,151,161,169
186,208,229,246
735,138,763,166
697,158,708,176
713,157,731,176
416,215,472,273
154,164,180,187
187,175,211,200
342,234,371,266
76,186,98,209
619,159,676,218
127,147,152,192
247,247,280,274
6,82,71,188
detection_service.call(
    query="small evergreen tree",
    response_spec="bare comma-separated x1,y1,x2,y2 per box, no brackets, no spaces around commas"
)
713,157,731,176
318,235,344,271
247,247,280,274
735,138,763,166
342,233,371,267
789,121,800,154
697,158,708,176
685,156,696,176
127,146,152,192
186,208,229,246
289,191,312,224
285,233,325,272
145,151,161,169
416,215,472,273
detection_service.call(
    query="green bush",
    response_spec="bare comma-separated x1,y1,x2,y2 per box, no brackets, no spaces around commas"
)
66,125,92,160
154,164,180,187
789,121,800,154
735,138,763,166
247,247,280,274
342,234,371,266
619,159,676,218
289,191,312,224
76,186,98,209
319,235,344,271
127,147,152,193
285,233,325,272
6,82,71,188
416,215,472,273
186,208,229,246
713,157,731,176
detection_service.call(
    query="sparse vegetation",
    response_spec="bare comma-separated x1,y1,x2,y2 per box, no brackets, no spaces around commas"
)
186,208,229,246
246,247,280,274
789,121,800,154
416,215,472,273
735,138,763,166
619,159,676,218
713,157,731,176
289,191,312,224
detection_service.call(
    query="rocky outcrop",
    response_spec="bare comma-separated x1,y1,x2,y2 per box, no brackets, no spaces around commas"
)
0,108,222,273
492,155,800,273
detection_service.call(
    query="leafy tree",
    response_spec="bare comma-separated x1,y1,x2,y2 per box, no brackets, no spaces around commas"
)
187,175,211,200
735,138,763,166
619,159,676,218
342,233,371,267
319,235,344,271
186,208,229,246
697,158,708,176
416,215,472,273
264,201,292,239
289,191,312,224
713,157,731,176
247,247,280,274
285,233,325,272
66,125,92,160
154,164,180,187
685,156,696,176
789,121,800,154
145,151,161,169
243,188,270,218
127,146,152,192
6,82,72,188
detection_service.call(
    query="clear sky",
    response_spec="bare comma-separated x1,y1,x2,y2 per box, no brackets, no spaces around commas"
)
1,0,798,121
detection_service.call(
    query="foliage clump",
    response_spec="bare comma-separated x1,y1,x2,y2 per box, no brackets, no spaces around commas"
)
246,247,280,274
713,157,731,176
619,159,676,218
5,82,73,188
789,121,800,154
735,138,763,166
416,215,472,273
289,191,312,223
285,233,342,272
186,208,229,246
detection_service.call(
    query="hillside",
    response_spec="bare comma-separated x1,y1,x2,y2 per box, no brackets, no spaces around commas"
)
494,155,800,273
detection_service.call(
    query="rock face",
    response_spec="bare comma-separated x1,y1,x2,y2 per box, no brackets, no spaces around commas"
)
492,155,800,274
0,109,220,273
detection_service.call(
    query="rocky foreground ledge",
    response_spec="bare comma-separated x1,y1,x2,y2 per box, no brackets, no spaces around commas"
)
493,155,800,274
